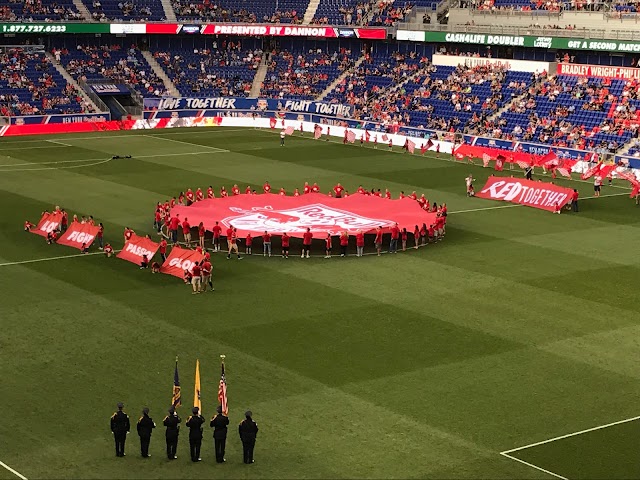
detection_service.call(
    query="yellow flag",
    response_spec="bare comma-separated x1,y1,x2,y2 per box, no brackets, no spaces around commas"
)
194,359,202,412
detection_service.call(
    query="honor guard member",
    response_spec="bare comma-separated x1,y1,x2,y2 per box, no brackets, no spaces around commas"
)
163,407,181,460
186,406,205,462
136,407,156,458
239,410,259,464
110,402,130,457
210,406,230,463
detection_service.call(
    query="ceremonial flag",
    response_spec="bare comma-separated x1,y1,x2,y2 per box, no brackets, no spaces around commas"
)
172,357,181,409
615,169,640,197
556,166,572,178
381,133,388,142
540,151,559,168
218,358,228,415
407,139,416,154
313,125,322,139
495,155,505,171
56,222,100,250
581,162,602,180
31,211,63,238
346,130,356,143
482,153,491,167
194,359,202,412
269,117,277,129
425,139,434,150
515,159,530,169
365,130,371,142
285,126,295,135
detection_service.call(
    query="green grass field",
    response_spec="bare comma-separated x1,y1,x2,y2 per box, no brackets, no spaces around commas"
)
1,126,639,480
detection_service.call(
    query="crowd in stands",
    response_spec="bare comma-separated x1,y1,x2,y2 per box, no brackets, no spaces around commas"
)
61,44,166,97
472,0,610,11
154,40,260,97
0,48,92,116
89,0,159,21
262,47,358,99
172,0,304,23
3,0,83,21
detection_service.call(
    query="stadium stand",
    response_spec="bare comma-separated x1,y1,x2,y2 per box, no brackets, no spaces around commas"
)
0,0,83,21
86,0,166,21
151,38,262,96
0,48,92,117
172,0,308,23
58,43,166,97
473,0,610,11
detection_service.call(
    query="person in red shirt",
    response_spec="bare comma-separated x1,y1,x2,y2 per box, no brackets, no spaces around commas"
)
151,261,161,274
195,188,204,202
207,186,214,199
413,225,420,249
97,222,104,250
201,259,213,292
339,231,349,257
232,184,240,196
263,182,271,194
169,214,180,244
245,186,252,194
47,230,58,244
154,209,162,234
281,232,290,258
311,183,320,193
279,188,286,196
190,262,202,294
571,189,579,212
388,139,393,150
399,191,405,199
401,227,408,251
355,230,365,257
344,190,349,198
553,202,561,214
159,238,168,261
204,251,211,262
182,218,191,246
262,231,272,257
418,194,427,209
409,191,417,201
303,182,311,194
170,197,177,209
226,227,242,260
374,226,383,256
357,185,366,194
421,223,428,245
327,190,333,197
220,186,228,198
186,188,195,205
124,227,134,242
24,220,34,232
198,222,206,249
178,192,185,205
245,233,253,255
212,221,222,252
104,243,114,258
389,223,400,253
302,228,313,258
324,233,332,259
293,188,300,197
384,189,391,200
374,189,382,197
333,183,344,198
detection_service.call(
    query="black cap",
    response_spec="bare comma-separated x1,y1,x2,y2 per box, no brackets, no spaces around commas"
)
192,406,199,414
216,406,222,414
168,407,175,414
245,410,252,418
142,407,149,415
117,402,124,409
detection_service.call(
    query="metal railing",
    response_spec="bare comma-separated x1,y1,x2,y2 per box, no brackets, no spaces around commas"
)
77,79,110,113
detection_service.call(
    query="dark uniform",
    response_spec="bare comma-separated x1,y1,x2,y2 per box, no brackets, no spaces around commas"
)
238,410,259,464
186,407,205,462
163,408,181,460
110,402,130,457
136,408,156,458
210,406,230,463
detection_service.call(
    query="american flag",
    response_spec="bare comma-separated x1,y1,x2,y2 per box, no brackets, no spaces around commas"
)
381,133,389,142
172,356,181,409
556,166,572,178
515,159,530,169
314,125,322,139
407,139,416,154
218,360,228,415
346,130,356,143
482,153,491,167
285,126,295,135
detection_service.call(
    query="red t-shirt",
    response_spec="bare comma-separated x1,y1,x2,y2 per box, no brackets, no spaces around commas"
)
572,191,579,201
196,190,203,201
409,193,417,201
375,231,382,243
390,226,400,239
357,187,366,194
303,231,313,245
334,185,344,197
191,265,201,277
170,198,176,208
246,234,252,245
374,191,381,197
414,227,420,238
207,188,214,198
169,217,180,230
226,228,233,240
155,211,162,222
356,233,364,247
198,225,205,236
212,225,222,238
202,261,212,276
159,240,167,254
124,229,133,240
385,191,391,199
401,231,408,241
263,183,271,193
232,187,240,196
279,189,286,196
186,191,194,202
325,237,332,249
340,234,349,246
293,190,300,197
281,234,290,247
263,233,271,243
303,185,311,194
97,225,104,238
220,189,228,198
311,186,319,193
245,187,251,194
182,221,190,234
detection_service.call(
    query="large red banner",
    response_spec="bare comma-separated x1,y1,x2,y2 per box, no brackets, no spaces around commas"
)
169,193,437,238
160,246,204,278
117,234,160,265
476,177,574,211
56,222,101,249
31,211,63,237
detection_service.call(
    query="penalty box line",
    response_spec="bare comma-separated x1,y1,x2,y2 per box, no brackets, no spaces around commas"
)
499,414,640,479
0,460,28,480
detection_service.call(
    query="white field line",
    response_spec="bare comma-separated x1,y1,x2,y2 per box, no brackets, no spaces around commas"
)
0,151,216,172
0,460,28,480
0,250,108,267
2,144,68,151
143,134,229,152
0,128,247,144
499,452,567,480
449,192,631,214
46,139,72,147
499,415,640,480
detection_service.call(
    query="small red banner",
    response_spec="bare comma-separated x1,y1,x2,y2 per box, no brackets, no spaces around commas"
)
476,177,574,212
160,246,204,278
56,222,101,249
31,211,63,238
117,234,160,265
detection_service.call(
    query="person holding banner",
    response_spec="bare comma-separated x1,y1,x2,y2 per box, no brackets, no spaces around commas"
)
182,218,191,246
104,243,114,258
212,222,222,252
302,228,313,259
159,238,167,262
281,232,290,258
201,259,213,292
198,222,205,250
226,228,242,260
